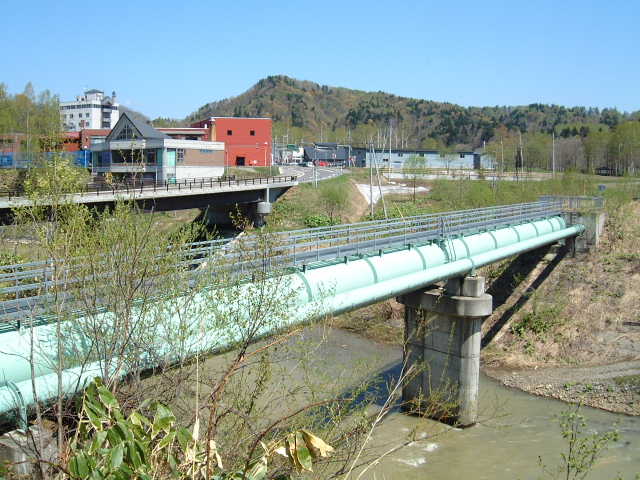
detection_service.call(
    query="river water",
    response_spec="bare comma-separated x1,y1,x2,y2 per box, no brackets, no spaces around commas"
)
186,324,639,479
362,373,640,479
292,327,640,479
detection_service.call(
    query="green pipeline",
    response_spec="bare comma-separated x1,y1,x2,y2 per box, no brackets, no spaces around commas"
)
0,217,584,418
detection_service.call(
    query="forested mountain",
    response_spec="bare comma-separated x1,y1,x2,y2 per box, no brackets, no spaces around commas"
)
3,78,636,174
180,75,636,151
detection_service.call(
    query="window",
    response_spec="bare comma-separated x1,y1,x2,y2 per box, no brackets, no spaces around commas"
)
176,149,184,163
115,124,135,140
398,153,403,157
459,153,465,159
227,129,233,135
70,114,74,118
146,150,156,164
250,130,255,136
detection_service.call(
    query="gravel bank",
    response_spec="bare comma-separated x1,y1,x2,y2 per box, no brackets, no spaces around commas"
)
484,361,640,415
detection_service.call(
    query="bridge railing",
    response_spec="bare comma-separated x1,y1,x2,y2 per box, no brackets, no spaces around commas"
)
0,175,298,201
213,201,565,271
538,195,605,210
0,200,569,322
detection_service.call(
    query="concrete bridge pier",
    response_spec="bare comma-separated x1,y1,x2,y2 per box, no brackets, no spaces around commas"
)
397,276,492,427
199,188,274,228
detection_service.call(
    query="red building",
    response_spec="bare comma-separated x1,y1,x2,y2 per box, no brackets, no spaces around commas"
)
190,117,272,167
62,129,111,151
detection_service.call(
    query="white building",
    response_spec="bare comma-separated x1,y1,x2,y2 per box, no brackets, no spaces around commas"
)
60,89,120,131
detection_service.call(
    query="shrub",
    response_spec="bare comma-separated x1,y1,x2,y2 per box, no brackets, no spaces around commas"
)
511,304,564,337
53,378,334,480
303,214,338,228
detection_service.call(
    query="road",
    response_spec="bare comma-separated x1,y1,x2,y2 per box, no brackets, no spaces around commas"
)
280,165,342,183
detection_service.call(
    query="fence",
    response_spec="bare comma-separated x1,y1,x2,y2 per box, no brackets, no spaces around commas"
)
0,175,298,201
538,195,605,210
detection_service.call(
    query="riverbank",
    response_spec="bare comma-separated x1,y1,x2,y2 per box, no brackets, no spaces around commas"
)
484,363,640,416
332,198,640,416
480,199,640,415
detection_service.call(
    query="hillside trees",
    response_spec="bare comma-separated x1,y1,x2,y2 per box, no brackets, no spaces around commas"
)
187,76,638,151
610,121,640,173
0,83,60,139
583,128,610,172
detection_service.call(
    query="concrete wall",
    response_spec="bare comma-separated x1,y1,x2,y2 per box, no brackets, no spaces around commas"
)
183,149,224,167
174,165,224,179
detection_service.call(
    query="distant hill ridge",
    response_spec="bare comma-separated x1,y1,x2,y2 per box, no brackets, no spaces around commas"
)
155,75,633,149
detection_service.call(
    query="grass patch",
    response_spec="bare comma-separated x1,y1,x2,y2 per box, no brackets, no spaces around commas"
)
367,172,640,219
268,175,364,231
225,166,281,178
511,303,565,337
613,375,640,388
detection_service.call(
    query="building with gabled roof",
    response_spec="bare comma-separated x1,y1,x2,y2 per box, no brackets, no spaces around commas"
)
91,113,225,182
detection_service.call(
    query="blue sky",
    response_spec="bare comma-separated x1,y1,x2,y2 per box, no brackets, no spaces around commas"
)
3,0,638,118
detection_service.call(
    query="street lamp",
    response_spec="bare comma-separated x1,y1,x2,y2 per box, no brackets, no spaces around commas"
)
313,146,318,188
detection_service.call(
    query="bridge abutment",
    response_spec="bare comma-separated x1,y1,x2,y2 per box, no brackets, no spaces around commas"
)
567,211,606,252
397,276,492,427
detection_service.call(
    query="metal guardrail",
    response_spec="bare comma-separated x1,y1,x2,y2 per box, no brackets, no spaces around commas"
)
0,175,298,201
0,201,570,322
538,195,605,210
231,201,565,269
380,167,546,179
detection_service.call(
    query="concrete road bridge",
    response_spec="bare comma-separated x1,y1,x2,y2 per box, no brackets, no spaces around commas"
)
0,175,299,226
0,196,605,432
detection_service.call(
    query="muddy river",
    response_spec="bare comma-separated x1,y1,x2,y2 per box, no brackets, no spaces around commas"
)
283,326,640,479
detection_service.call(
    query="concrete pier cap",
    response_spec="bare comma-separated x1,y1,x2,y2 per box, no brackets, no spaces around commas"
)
397,275,492,427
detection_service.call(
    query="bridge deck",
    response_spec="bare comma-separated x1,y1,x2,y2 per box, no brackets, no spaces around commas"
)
0,175,298,208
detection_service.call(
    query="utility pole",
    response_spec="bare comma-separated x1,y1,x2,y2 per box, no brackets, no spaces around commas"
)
389,121,392,171
500,138,504,179
314,147,318,188
552,131,556,177
369,142,374,218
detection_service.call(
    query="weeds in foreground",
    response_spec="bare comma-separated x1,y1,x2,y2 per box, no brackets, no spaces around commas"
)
538,404,620,480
